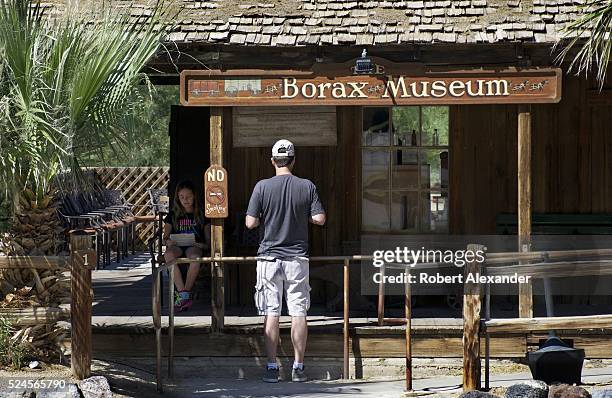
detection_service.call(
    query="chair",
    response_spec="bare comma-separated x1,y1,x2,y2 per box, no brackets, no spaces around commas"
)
101,189,136,260
57,193,108,269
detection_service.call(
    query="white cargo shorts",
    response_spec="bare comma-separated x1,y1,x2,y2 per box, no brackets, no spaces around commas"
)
254,257,311,316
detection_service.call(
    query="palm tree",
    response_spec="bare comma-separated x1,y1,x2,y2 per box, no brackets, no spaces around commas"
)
0,0,173,361
556,0,612,87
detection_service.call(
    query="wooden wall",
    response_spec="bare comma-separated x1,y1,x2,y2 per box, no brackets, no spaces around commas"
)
449,72,612,234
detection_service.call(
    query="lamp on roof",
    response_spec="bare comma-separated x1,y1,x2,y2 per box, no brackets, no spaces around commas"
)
355,49,373,74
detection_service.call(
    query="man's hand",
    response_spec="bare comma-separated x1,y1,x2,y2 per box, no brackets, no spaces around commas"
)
310,213,326,226
245,215,260,229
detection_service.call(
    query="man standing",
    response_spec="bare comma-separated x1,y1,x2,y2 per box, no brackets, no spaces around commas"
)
245,139,326,383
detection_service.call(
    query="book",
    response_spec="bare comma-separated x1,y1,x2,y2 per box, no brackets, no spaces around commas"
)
169,233,196,247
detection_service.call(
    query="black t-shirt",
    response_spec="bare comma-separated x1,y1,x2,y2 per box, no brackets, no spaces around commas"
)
163,211,206,244
246,174,324,258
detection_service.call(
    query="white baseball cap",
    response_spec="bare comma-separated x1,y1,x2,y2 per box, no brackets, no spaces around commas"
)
272,139,295,157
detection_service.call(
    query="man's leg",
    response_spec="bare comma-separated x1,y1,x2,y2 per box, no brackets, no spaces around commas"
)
291,316,308,363
255,259,283,382
284,258,310,380
264,315,280,363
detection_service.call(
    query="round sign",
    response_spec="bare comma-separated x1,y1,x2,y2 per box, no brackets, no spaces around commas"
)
206,185,225,205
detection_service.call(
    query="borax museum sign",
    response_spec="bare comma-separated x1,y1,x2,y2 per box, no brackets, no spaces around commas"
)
180,66,561,106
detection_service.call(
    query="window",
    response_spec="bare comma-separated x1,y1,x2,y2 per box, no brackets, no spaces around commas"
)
362,106,449,233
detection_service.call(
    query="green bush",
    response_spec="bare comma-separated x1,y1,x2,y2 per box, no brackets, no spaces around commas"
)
0,317,29,370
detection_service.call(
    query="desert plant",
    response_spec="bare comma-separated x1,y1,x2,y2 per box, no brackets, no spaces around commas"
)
0,0,173,214
0,0,175,361
0,316,30,369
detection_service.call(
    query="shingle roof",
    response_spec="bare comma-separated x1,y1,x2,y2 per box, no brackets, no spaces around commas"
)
47,0,594,46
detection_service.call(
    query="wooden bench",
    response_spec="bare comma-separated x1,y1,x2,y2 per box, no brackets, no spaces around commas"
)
496,213,612,235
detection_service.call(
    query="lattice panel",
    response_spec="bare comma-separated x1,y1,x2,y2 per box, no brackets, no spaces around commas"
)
88,167,169,246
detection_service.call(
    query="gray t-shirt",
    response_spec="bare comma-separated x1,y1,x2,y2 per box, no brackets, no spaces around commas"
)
246,174,324,258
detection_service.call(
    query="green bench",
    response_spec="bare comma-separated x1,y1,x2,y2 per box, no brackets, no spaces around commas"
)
496,213,612,235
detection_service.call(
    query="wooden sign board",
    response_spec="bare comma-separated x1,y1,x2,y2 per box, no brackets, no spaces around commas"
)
180,67,562,106
71,249,97,269
204,165,228,218
233,106,337,147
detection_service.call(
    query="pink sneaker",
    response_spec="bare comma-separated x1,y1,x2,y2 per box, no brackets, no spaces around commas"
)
179,298,193,311
174,291,192,312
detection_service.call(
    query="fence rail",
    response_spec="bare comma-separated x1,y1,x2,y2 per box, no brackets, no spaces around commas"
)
469,247,612,392
152,247,612,393
152,255,374,392
0,256,68,269
0,234,94,380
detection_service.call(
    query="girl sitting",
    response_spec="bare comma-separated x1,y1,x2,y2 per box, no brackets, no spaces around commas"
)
163,180,210,311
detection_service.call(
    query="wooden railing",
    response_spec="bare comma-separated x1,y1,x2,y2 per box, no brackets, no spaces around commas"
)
150,247,612,393
462,247,612,392
152,255,375,393
0,234,96,380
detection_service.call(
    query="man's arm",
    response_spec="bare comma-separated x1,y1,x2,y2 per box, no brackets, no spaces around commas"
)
309,182,326,226
246,182,262,229
310,213,326,226
245,215,260,229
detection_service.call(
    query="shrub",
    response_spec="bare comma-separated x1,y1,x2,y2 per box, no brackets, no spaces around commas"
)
0,316,30,369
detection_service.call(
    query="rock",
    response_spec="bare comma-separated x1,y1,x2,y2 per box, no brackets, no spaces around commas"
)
28,360,40,369
0,388,36,397
37,384,80,398
549,384,591,398
459,392,500,398
78,376,112,398
592,391,612,398
506,380,548,398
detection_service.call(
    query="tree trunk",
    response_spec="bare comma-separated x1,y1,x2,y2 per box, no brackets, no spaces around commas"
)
0,192,68,364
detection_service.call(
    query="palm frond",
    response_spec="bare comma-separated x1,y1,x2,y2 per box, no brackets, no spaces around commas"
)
555,0,612,88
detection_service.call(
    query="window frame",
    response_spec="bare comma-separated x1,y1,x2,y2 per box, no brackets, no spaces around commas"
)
361,105,450,234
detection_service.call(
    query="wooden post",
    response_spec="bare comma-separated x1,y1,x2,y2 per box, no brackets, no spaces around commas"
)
377,263,385,326
404,272,412,391
70,233,93,380
210,107,225,332
152,267,163,392
343,258,349,379
168,262,175,379
462,244,484,392
518,105,533,318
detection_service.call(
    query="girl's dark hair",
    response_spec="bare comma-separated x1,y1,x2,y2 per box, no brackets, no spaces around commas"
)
172,180,205,227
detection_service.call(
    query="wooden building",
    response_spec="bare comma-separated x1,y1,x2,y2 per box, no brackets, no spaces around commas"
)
64,1,612,309
142,0,612,310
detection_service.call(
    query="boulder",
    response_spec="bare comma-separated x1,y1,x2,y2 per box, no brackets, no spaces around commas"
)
37,384,81,398
78,376,111,398
0,389,35,397
506,380,548,398
549,384,591,398
459,391,501,398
